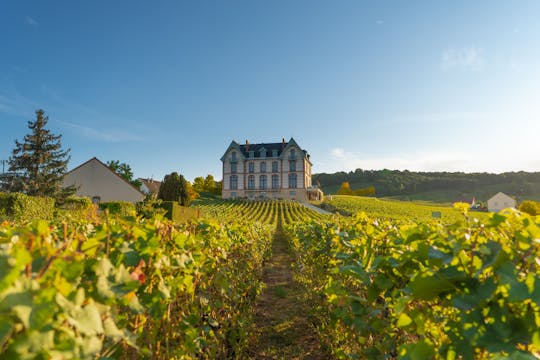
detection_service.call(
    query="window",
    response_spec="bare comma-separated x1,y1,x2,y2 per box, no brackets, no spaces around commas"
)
272,174,279,189
231,162,237,174
272,161,278,173
231,191,237,199
248,175,255,190
289,173,297,188
289,160,296,172
249,151,254,158
249,162,254,173
92,196,101,204
290,149,296,156
272,150,278,157
260,148,266,158
231,151,237,161
260,175,267,190
230,175,238,190
260,162,266,173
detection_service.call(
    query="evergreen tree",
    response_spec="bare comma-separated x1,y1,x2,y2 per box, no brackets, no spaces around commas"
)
158,172,191,206
2,109,75,200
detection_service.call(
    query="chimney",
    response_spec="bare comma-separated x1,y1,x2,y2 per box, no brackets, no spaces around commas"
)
245,140,250,151
281,138,286,149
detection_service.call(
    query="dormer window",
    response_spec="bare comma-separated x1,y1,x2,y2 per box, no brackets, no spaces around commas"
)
249,151,254,158
260,148,266,158
272,149,278,157
289,148,297,160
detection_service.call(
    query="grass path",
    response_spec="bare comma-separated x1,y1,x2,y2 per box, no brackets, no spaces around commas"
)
246,225,329,359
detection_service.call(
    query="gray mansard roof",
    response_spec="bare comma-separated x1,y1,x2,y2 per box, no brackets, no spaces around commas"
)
221,138,310,162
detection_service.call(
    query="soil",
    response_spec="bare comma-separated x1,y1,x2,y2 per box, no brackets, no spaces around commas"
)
246,226,329,360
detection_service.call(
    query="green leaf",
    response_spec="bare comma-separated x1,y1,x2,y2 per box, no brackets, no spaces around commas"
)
409,274,453,300
397,313,412,328
0,321,13,349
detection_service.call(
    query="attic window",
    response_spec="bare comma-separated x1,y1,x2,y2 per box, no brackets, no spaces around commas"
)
272,149,278,157
260,148,266,158
249,151,254,158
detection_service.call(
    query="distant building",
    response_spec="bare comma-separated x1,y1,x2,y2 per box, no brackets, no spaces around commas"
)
220,138,322,201
63,157,145,203
139,178,162,195
487,192,516,212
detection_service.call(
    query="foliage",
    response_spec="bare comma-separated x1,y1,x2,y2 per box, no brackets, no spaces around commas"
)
193,198,330,226
193,175,221,197
55,196,96,222
135,193,166,219
106,160,142,189
353,186,376,196
287,207,540,359
0,192,55,222
159,201,200,223
1,109,76,201
158,172,191,206
519,200,540,216
337,182,353,195
325,195,489,223
314,169,540,202
99,201,136,217
0,215,272,358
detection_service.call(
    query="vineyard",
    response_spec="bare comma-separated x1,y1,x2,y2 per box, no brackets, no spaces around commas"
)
193,198,330,225
2,197,540,359
324,195,490,223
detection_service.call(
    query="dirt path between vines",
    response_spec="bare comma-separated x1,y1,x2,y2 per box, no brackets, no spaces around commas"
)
246,226,329,360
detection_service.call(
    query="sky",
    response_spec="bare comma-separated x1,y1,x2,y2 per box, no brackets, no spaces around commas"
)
1,1,539,181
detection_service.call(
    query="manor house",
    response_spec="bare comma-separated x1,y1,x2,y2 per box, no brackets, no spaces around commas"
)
221,138,322,201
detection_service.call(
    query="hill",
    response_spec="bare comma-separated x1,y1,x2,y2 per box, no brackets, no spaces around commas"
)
313,169,540,202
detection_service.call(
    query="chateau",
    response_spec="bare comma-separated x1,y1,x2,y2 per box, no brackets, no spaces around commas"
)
221,138,322,201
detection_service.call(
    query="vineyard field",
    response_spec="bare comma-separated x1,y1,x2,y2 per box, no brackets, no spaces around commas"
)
323,195,490,223
2,195,540,359
193,198,331,225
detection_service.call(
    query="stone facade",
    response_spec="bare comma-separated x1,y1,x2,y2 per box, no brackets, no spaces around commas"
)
221,138,318,201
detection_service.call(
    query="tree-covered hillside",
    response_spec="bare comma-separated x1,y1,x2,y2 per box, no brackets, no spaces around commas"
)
313,169,540,202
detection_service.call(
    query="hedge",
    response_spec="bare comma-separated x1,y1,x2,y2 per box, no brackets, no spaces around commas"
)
159,201,200,223
55,196,96,221
99,201,136,217
0,192,55,222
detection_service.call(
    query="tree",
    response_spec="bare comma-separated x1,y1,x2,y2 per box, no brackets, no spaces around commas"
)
158,172,191,206
107,160,142,189
337,182,353,195
203,174,217,193
192,176,205,193
1,109,75,200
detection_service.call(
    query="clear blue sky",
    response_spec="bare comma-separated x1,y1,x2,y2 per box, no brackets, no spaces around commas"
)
1,1,539,181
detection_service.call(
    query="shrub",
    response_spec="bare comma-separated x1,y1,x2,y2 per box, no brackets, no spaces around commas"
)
0,192,55,222
55,196,97,221
99,201,136,217
136,194,166,219
159,201,200,223
519,200,540,216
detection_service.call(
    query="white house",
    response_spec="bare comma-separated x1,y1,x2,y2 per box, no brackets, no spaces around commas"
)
139,178,161,196
221,138,322,201
63,157,145,203
487,192,517,212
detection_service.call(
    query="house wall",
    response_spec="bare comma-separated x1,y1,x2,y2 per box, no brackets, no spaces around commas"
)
487,192,517,212
63,159,145,203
